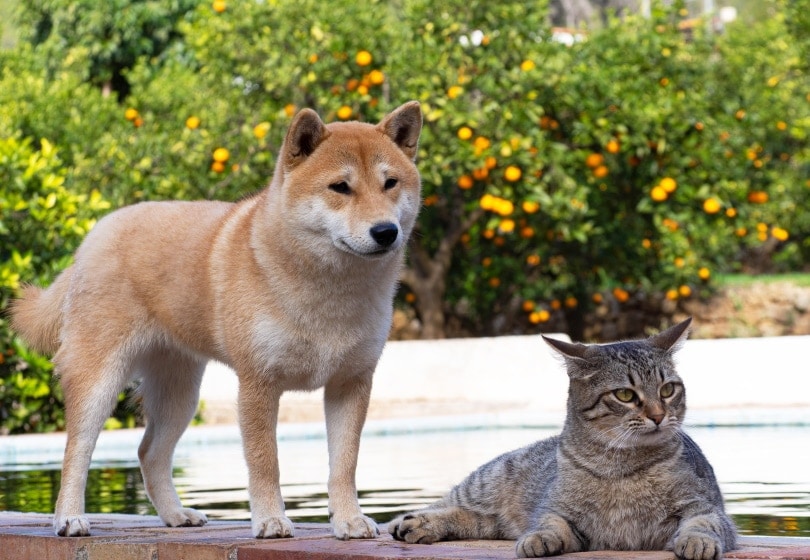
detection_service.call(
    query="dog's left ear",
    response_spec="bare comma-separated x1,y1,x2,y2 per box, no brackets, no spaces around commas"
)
377,101,422,161
282,108,329,170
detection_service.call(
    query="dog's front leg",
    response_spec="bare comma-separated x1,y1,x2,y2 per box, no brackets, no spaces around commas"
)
324,374,380,540
238,378,294,538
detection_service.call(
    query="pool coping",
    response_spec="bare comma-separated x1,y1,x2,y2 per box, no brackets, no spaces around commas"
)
1,512,809,560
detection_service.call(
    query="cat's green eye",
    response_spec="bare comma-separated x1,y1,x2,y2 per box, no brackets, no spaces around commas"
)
614,388,636,403
660,383,675,398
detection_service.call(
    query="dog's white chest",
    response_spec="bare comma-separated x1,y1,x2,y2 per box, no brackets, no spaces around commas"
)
247,316,380,390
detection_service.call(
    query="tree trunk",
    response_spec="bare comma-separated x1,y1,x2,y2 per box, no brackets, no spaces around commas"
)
401,207,484,339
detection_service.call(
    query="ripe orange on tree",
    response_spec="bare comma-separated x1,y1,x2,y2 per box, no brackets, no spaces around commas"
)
504,165,522,182
212,147,230,163
355,50,373,66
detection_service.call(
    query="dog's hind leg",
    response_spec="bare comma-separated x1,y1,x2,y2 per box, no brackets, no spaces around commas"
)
137,349,208,528
53,342,131,537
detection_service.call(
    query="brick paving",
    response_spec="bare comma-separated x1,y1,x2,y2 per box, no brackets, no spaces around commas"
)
0,512,808,560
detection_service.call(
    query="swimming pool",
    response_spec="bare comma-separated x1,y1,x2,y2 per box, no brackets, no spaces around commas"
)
1,421,808,537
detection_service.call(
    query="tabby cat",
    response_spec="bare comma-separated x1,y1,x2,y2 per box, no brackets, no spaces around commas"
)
388,318,737,559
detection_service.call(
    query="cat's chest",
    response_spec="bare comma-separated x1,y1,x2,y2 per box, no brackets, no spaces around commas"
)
555,455,684,549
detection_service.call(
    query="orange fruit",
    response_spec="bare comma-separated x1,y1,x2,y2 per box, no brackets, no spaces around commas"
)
528,310,550,324
564,296,578,308
612,287,630,303
504,165,522,182
212,0,226,12
253,122,270,139
457,126,473,141
703,198,721,214
211,161,225,173
659,177,677,192
185,116,201,130
665,289,679,301
473,136,491,151
355,50,372,66
605,138,620,154
447,85,463,99
526,254,541,266
585,153,604,168
593,165,609,178
212,147,230,163
522,200,540,214
698,267,711,280
336,105,353,120
678,285,692,298
520,59,536,72
772,227,789,241
472,167,488,180
124,108,139,121
284,104,296,117
457,175,473,190
650,186,668,202
368,69,385,85
498,219,515,233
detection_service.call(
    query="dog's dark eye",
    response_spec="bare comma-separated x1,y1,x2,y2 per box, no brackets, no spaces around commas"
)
329,181,351,194
384,178,398,190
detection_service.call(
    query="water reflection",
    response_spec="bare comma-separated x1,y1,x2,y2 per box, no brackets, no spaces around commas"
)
1,426,808,536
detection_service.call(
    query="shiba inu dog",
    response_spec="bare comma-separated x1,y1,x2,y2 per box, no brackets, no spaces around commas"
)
10,102,423,540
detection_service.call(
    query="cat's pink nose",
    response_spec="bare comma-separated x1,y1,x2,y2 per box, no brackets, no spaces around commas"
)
649,413,665,425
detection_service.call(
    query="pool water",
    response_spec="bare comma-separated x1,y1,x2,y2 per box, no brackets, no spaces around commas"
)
1,425,808,536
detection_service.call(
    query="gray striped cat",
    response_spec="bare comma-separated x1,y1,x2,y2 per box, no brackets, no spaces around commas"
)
388,318,737,559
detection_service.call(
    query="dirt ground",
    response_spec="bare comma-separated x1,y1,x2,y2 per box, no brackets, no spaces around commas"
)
676,281,810,339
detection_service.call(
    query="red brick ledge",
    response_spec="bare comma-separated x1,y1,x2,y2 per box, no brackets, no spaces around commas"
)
0,512,808,560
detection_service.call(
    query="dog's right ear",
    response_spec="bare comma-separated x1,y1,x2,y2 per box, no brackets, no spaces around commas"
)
281,108,329,170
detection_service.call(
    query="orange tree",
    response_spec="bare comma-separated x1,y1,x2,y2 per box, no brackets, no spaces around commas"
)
2,0,807,346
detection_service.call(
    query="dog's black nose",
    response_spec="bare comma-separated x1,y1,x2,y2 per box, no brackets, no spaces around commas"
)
370,222,399,247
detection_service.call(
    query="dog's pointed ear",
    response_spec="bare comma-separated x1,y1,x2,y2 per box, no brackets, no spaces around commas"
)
281,108,329,170
377,101,422,161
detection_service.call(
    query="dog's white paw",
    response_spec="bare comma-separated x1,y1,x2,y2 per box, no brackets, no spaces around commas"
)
54,514,91,537
162,507,208,528
253,515,295,539
332,513,380,540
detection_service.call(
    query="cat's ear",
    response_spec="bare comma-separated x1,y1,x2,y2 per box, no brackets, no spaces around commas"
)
543,336,600,378
649,317,692,353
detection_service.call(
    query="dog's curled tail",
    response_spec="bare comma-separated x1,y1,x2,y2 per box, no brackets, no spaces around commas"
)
9,268,72,355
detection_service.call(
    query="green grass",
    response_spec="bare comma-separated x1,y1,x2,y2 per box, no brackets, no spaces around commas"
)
716,272,810,287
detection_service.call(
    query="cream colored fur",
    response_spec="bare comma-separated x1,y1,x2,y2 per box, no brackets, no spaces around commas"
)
10,102,423,540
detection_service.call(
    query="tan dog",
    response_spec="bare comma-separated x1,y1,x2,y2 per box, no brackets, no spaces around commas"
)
10,102,423,539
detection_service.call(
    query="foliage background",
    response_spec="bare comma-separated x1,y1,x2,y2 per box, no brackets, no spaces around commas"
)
0,0,807,433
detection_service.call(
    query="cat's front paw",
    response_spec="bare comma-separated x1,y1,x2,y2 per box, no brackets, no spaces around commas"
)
674,532,722,560
516,530,565,558
388,513,441,545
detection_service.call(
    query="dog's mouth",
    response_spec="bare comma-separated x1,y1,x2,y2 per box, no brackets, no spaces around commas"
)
335,239,394,259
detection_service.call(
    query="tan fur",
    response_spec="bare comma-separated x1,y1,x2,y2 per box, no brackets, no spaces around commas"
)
10,102,423,539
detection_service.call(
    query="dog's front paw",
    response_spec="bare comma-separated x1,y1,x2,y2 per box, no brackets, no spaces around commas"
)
162,507,208,528
674,531,722,560
332,513,379,540
253,515,295,539
516,529,564,558
388,513,442,545
54,514,91,537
